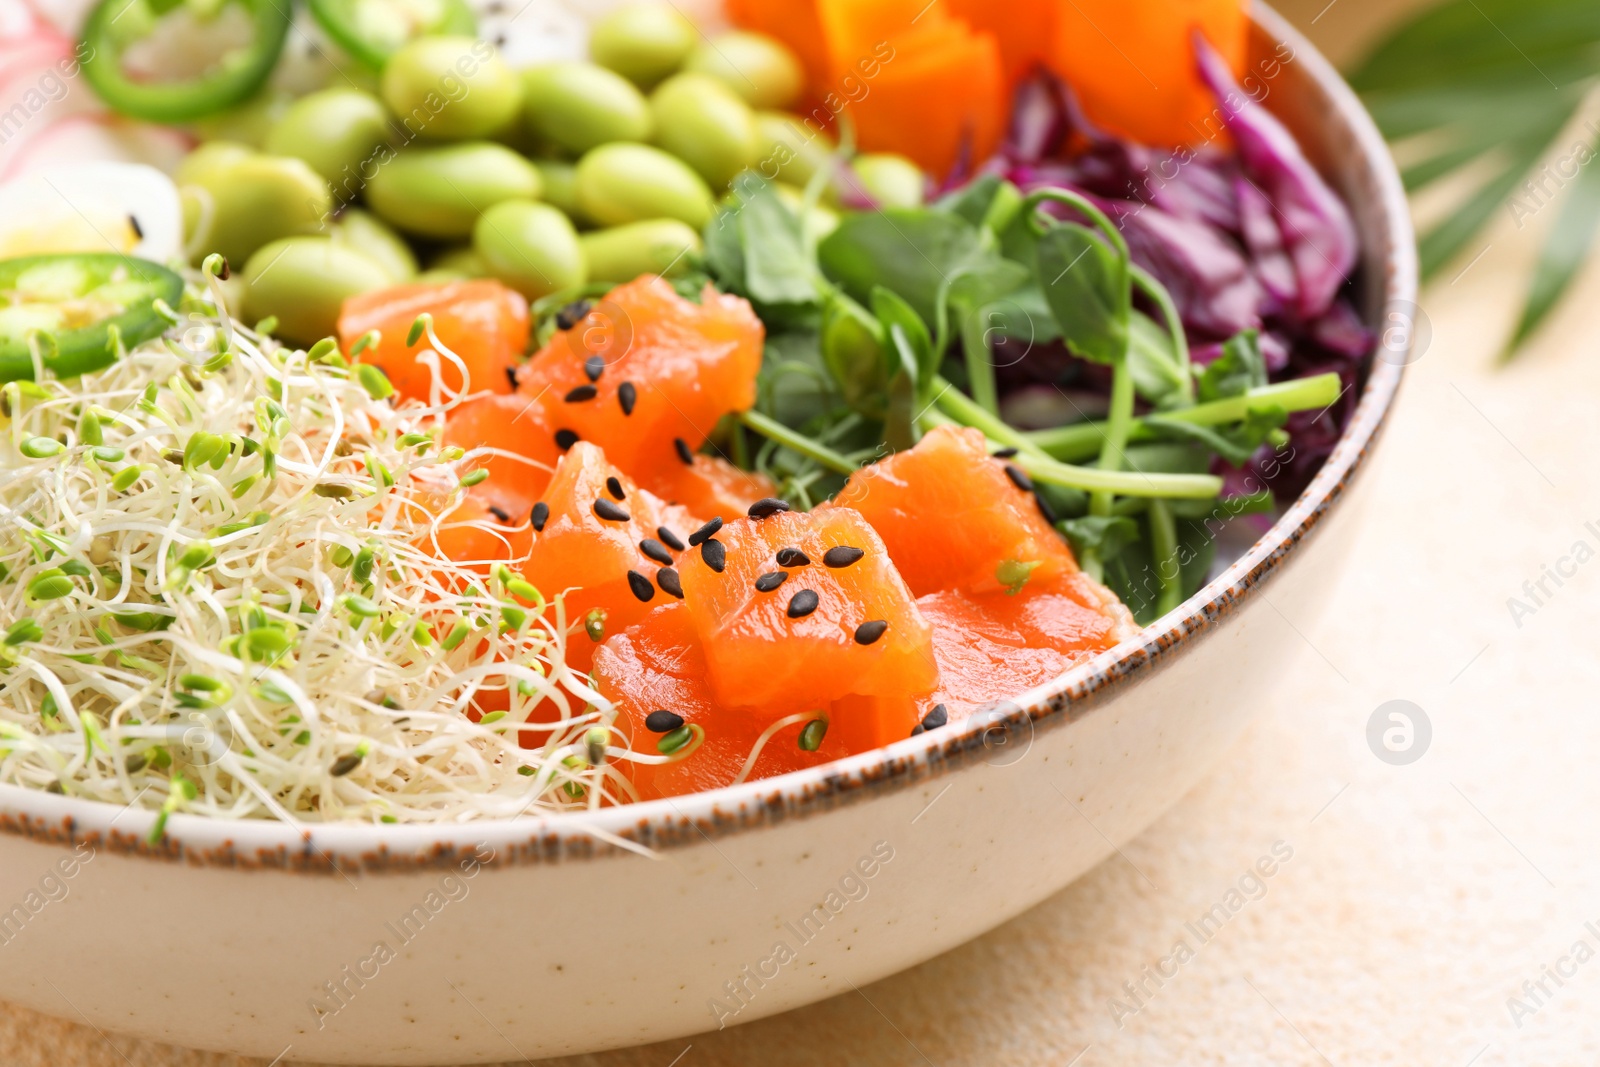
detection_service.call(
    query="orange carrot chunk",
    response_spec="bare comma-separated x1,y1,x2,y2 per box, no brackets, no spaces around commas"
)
814,0,1004,177
1050,0,1250,149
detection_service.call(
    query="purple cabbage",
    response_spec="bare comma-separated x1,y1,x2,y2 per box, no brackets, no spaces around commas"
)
985,54,1373,503
1100,197,1263,339
1193,35,1359,320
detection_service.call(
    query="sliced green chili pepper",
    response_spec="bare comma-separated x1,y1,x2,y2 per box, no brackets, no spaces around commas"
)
308,0,476,71
81,0,292,123
0,254,183,382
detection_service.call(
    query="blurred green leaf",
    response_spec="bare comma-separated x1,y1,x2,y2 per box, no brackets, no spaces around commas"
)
1349,0,1600,359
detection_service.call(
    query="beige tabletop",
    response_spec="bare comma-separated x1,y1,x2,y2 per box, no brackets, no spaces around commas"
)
8,2,1599,1064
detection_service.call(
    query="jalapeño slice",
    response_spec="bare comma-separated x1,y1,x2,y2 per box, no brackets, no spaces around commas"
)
0,255,184,382
308,0,478,71
81,0,291,124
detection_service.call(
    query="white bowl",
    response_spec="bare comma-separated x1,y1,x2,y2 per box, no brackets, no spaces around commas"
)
0,7,1413,1064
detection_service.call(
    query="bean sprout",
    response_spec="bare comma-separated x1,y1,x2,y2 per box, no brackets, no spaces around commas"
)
0,288,637,831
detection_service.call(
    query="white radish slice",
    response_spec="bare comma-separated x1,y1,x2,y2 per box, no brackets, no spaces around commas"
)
0,161,184,263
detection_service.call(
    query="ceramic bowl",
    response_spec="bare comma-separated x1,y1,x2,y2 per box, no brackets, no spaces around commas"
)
0,6,1414,1064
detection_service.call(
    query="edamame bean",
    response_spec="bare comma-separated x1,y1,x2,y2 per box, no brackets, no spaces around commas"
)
533,160,584,221
576,143,713,229
849,154,927,209
381,37,522,141
580,219,701,284
755,111,839,195
473,200,585,300
176,141,255,189
427,245,490,279
177,146,333,267
243,237,392,344
365,142,542,238
264,88,391,186
771,182,840,238
332,209,417,283
651,73,761,190
523,62,652,156
190,90,294,148
685,31,803,110
589,3,696,89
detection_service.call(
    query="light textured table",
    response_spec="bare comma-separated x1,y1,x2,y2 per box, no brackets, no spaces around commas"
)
9,2,1599,1063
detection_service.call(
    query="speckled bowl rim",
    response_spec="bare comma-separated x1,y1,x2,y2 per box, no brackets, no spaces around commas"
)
0,6,1416,871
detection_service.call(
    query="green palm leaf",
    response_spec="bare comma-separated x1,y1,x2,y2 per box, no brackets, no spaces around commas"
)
1348,0,1600,359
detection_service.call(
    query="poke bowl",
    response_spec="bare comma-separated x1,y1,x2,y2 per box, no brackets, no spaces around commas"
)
0,0,1412,1063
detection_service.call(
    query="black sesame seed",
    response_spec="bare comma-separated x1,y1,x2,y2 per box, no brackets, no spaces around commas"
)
910,724,925,736
1004,464,1035,493
554,428,579,450
992,446,1019,458
787,589,819,618
128,214,144,239
558,300,594,332
488,504,510,522
701,538,726,573
503,365,519,391
687,517,723,546
657,567,684,598
747,497,791,519
531,501,549,531
618,381,637,415
657,525,686,551
583,352,605,381
593,498,630,522
775,547,810,567
564,384,597,403
854,619,889,645
673,437,695,466
921,704,949,730
606,475,626,501
626,569,655,603
823,546,865,569
754,570,788,593
645,710,684,733
640,538,674,566
1035,492,1058,525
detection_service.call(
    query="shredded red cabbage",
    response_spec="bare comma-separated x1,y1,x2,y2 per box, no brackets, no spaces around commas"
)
985,51,1372,504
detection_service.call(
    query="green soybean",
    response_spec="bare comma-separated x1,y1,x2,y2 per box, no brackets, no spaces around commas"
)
190,90,295,149
771,182,840,238
427,245,490,279
474,200,586,300
332,208,417,283
580,219,701,284
849,153,927,209
264,88,391,186
522,62,652,156
533,160,584,221
381,36,522,141
176,146,333,267
756,111,839,195
365,142,542,238
685,31,804,110
242,237,393,344
589,3,697,89
576,143,713,229
650,73,761,189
